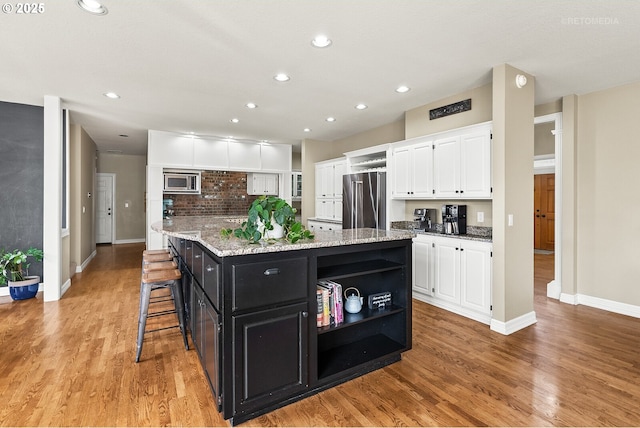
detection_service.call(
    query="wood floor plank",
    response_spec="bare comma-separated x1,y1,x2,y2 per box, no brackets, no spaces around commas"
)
1,247,640,426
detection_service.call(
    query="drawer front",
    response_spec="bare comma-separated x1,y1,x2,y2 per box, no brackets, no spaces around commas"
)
232,258,308,311
185,240,194,271
192,244,204,285
202,251,221,310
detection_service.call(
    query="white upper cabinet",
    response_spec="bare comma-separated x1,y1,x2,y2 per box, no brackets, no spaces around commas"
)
148,131,194,167
315,158,345,199
433,122,492,199
433,135,460,198
460,129,492,198
228,141,261,171
392,138,433,199
247,173,279,195
260,144,291,172
333,160,347,198
390,122,491,201
314,158,346,221
193,138,229,169
148,130,292,173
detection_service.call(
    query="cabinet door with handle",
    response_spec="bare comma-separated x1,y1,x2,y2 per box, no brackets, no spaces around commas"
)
232,302,309,415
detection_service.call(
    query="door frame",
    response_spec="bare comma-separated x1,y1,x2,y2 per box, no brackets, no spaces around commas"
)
534,113,562,299
96,172,116,244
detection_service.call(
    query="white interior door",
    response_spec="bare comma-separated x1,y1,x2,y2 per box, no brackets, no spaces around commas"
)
96,173,114,244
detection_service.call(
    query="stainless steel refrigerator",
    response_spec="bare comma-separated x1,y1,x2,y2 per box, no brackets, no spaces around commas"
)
342,172,386,229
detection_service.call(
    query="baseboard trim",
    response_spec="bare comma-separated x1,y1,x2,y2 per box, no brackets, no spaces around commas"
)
560,292,579,305
490,311,537,335
412,293,491,325
547,279,561,299
77,250,97,273
61,278,71,297
576,294,640,318
114,238,146,244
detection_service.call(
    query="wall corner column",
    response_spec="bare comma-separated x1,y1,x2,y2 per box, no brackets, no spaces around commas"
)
43,95,62,302
490,64,537,334
560,94,578,301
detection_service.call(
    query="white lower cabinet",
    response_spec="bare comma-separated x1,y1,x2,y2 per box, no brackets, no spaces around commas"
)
412,234,492,324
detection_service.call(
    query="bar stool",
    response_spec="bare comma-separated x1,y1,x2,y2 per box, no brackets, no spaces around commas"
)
142,252,174,264
135,267,189,363
143,249,171,256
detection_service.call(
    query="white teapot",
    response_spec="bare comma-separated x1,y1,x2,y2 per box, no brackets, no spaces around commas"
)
344,287,363,314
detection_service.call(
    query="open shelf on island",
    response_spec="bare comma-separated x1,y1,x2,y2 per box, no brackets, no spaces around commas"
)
317,334,404,380
317,259,404,281
317,305,404,335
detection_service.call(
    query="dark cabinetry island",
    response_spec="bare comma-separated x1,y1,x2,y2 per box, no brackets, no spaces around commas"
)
153,216,413,425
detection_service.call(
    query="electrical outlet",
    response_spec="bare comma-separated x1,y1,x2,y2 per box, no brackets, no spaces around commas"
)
477,212,484,223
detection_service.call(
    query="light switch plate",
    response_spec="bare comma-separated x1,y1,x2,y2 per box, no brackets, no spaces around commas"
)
477,212,484,223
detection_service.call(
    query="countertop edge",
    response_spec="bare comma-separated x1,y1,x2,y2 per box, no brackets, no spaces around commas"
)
152,218,415,257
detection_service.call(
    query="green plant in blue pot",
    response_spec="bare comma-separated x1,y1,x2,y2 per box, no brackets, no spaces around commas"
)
1,247,44,300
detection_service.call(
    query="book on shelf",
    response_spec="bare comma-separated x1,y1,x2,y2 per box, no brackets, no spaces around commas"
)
316,284,330,327
316,288,324,327
317,280,343,326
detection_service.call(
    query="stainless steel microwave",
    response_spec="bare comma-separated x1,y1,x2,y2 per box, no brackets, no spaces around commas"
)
163,171,201,194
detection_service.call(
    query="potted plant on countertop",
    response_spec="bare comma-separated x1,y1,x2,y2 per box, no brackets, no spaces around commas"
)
1,247,44,300
221,195,314,244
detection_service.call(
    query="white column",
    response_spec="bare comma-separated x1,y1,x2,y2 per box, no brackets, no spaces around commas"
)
43,95,62,302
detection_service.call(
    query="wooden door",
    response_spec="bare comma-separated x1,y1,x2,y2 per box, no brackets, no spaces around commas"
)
534,174,555,250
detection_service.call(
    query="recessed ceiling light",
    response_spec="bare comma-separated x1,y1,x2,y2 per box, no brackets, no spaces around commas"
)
326,117,336,122
246,102,257,109
103,92,120,99
77,0,108,15
303,128,311,133
274,73,290,82
396,85,410,93
311,34,332,48
355,104,368,110
230,118,239,123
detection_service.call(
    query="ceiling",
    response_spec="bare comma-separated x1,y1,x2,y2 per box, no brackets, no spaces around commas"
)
2,0,640,156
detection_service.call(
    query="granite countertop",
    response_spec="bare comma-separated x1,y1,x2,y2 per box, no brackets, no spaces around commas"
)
152,216,414,257
390,221,492,243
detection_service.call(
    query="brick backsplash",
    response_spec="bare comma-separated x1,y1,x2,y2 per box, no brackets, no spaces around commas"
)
165,171,254,216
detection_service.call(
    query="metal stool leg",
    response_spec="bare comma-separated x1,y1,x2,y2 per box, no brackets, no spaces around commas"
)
136,281,152,363
171,279,189,350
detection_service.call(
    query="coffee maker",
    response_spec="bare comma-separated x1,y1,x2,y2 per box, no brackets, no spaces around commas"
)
441,204,467,235
413,208,434,231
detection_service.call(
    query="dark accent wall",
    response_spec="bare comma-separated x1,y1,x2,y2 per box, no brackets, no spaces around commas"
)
0,101,44,281
166,171,253,216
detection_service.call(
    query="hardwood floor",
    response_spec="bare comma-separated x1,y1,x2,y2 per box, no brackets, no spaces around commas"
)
1,245,639,426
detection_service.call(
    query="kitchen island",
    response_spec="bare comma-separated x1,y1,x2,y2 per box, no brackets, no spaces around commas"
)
152,216,414,425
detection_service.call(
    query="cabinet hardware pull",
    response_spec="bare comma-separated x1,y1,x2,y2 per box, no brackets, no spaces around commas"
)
195,254,201,259
206,265,214,272
264,268,280,276
301,311,308,318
